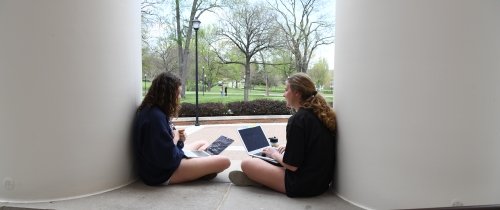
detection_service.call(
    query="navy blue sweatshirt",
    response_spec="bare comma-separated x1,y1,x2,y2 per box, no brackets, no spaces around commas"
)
132,106,185,185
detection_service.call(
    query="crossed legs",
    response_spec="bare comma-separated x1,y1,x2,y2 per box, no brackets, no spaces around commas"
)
169,141,231,184
239,158,286,193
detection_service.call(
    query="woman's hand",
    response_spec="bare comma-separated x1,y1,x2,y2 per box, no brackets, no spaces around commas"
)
172,129,186,146
178,129,186,142
262,147,279,159
277,145,286,154
262,146,297,171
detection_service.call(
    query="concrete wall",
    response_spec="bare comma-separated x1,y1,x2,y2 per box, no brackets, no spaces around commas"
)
335,0,500,209
0,0,141,202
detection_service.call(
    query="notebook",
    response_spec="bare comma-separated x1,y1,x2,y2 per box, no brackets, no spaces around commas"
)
237,126,280,165
182,135,234,158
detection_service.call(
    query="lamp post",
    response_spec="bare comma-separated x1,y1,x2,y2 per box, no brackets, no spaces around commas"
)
202,66,205,96
193,18,201,126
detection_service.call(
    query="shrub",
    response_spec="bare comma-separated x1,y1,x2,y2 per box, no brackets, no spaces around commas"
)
226,101,244,115
179,103,196,117
228,99,290,115
251,99,290,115
179,100,290,117
198,102,226,116
179,102,226,117
260,99,290,115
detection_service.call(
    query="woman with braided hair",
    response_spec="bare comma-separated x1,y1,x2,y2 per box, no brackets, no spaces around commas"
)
229,72,336,197
133,72,230,186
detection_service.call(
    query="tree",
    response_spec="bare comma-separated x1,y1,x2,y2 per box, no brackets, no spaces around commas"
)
141,0,163,45
216,2,281,101
200,25,235,91
308,58,330,89
141,0,164,79
268,48,295,81
142,47,155,78
257,51,272,96
221,49,246,89
175,0,221,97
267,0,334,73
153,37,178,73
141,0,182,81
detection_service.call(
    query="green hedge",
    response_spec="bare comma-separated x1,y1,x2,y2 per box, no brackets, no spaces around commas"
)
179,99,291,117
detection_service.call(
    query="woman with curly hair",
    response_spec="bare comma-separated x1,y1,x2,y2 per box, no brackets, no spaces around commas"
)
133,72,230,186
229,72,336,197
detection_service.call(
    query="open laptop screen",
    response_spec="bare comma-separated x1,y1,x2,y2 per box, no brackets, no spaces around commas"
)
238,126,270,152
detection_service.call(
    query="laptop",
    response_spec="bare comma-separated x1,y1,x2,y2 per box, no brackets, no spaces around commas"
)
182,135,234,158
237,126,280,165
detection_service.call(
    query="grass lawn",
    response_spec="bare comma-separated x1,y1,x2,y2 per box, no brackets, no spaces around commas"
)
142,82,334,104
182,92,285,104
182,87,333,104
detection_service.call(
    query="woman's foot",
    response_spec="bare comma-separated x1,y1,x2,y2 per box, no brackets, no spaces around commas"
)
228,171,261,186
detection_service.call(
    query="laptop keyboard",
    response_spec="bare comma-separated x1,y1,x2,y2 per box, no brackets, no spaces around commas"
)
255,152,267,157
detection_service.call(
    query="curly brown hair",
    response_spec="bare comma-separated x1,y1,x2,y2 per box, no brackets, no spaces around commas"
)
287,73,336,133
138,72,182,117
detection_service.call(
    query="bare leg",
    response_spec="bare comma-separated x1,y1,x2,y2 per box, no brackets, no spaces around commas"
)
184,140,210,151
169,155,230,184
240,158,286,193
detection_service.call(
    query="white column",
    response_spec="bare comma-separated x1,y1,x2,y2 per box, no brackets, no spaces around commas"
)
0,1,141,202
335,0,500,209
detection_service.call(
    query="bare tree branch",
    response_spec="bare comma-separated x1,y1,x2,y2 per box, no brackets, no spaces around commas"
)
216,2,280,101
267,0,334,73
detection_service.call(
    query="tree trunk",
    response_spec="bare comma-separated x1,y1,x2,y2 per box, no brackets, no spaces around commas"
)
244,58,251,102
176,0,198,97
265,74,269,96
175,0,184,96
301,45,309,73
259,52,269,96
293,44,304,72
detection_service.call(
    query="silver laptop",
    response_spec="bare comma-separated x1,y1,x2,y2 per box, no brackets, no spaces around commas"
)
237,126,279,164
182,135,234,158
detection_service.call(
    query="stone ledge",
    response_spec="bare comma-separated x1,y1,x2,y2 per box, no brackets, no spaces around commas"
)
172,115,291,125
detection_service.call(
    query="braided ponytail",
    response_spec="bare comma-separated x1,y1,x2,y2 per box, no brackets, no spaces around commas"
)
302,93,336,132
